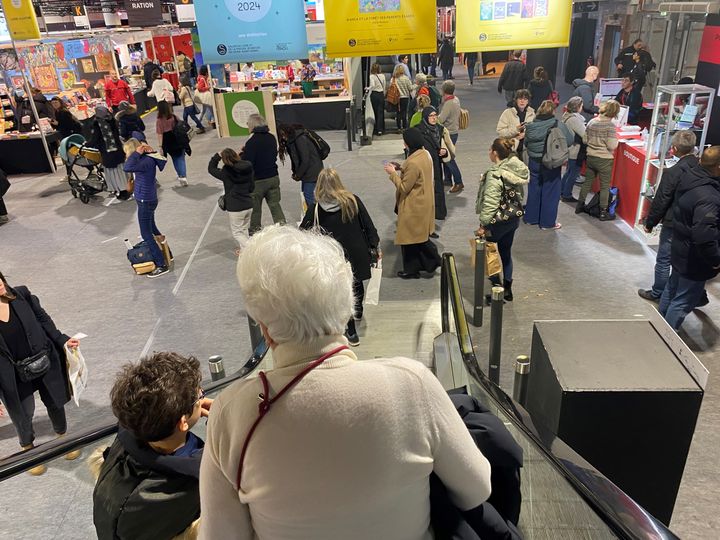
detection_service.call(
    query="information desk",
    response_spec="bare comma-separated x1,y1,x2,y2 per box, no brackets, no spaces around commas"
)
273,96,352,131
0,132,60,175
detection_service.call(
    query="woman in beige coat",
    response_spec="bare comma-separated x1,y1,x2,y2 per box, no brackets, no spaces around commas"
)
384,128,441,279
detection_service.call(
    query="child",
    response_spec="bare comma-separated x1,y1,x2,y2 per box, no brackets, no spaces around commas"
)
115,101,145,141
92,352,212,539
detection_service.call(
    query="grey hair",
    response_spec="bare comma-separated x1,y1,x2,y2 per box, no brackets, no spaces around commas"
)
415,73,427,84
236,225,354,344
441,80,456,95
671,130,696,156
566,96,584,113
246,114,267,132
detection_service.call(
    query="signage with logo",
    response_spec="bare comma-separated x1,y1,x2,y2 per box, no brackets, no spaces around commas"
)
126,0,164,28
456,0,572,53
220,91,276,137
195,0,308,63
0,0,41,41
174,0,196,27
324,0,435,57
72,4,90,29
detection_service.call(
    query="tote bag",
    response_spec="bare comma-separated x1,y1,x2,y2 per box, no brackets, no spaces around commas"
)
364,259,382,306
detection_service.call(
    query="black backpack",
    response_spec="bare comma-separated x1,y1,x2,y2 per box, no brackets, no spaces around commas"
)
303,129,330,160
172,116,193,155
584,187,619,218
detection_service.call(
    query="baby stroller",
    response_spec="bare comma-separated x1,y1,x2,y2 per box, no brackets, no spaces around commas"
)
59,134,106,204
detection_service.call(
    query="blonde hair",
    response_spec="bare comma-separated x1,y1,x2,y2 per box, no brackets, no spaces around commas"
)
315,169,358,223
392,65,405,78
417,94,431,110
600,99,620,119
123,138,143,158
537,100,556,116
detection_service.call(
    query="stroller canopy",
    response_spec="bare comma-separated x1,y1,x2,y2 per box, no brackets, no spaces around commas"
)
59,134,86,163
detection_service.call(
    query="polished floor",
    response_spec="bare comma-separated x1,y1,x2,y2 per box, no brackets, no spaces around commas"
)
0,67,718,539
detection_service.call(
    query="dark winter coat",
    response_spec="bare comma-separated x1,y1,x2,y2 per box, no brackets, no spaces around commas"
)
439,41,455,69
55,109,82,139
497,59,529,93
571,79,599,120
16,95,55,132
117,113,145,141
417,121,448,221
143,62,163,89
159,116,192,158
0,286,71,435
207,154,255,212
645,154,698,230
93,428,202,540
671,163,720,281
615,87,644,124
286,131,323,183
528,79,553,111
89,117,125,168
614,45,637,76
243,126,279,180
124,151,167,202
300,196,379,281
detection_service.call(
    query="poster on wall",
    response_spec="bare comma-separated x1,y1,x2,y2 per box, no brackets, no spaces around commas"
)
195,0,308,63
95,52,114,72
221,91,276,137
126,0,164,28
455,0,572,52
324,0,436,57
32,65,59,93
0,0,40,41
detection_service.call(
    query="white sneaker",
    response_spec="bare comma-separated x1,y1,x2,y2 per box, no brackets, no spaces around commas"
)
178,177,188,187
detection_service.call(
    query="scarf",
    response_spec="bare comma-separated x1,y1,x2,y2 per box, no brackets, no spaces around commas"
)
94,106,119,153
421,106,442,146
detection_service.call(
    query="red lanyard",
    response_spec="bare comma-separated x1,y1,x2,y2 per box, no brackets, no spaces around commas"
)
236,345,350,490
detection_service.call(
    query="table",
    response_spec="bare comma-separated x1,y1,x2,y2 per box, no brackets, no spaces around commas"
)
273,96,352,130
0,132,60,174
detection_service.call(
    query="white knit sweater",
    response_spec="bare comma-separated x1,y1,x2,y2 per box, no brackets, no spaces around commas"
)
198,336,492,540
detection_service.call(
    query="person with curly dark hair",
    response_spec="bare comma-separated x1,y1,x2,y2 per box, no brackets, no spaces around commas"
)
277,124,324,205
92,352,213,540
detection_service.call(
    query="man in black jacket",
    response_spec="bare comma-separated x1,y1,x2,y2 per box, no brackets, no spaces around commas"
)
142,58,163,91
659,146,720,330
615,76,643,125
497,51,528,107
93,352,212,540
639,130,699,301
614,38,645,76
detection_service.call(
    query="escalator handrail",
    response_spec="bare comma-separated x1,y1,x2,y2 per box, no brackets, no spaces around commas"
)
440,253,678,540
0,340,269,482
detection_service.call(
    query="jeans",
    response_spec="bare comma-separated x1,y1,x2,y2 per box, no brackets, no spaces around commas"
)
370,91,385,134
579,155,614,209
10,388,67,447
659,271,707,330
651,225,673,298
228,209,252,249
170,153,187,178
525,158,562,228
467,62,476,84
136,199,165,266
504,89,516,106
397,97,410,130
487,219,520,283
200,104,214,124
443,133,463,185
302,181,316,206
250,176,286,232
561,158,581,198
183,105,203,129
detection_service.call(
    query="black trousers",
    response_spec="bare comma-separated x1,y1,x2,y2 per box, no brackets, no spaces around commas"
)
370,91,385,134
0,197,6,216
401,241,441,274
346,279,365,336
397,97,410,130
8,385,67,447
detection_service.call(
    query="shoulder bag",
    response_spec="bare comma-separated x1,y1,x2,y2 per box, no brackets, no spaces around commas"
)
490,177,525,224
12,350,51,383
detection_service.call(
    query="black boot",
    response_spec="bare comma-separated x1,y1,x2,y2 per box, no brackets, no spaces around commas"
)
599,208,616,221
344,319,359,347
503,280,513,302
575,200,585,214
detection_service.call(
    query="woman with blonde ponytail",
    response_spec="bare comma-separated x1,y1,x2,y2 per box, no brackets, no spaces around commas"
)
300,169,380,346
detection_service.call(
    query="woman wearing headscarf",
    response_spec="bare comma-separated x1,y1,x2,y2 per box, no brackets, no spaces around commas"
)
416,106,450,222
383,128,441,279
88,105,130,201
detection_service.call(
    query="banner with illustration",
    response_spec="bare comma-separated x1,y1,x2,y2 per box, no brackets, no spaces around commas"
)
195,0,308,63
456,0,572,52
324,0,436,57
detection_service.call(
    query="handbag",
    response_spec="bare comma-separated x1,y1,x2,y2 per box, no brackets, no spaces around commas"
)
490,178,524,224
218,195,226,211
356,203,379,265
12,350,51,383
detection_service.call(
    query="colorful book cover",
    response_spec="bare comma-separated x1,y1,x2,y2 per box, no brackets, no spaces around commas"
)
480,1,493,20
493,1,506,19
506,1,521,17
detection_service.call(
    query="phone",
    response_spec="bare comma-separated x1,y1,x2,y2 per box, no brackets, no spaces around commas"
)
382,160,389,165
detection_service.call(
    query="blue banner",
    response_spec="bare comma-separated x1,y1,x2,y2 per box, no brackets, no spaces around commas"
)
195,0,308,63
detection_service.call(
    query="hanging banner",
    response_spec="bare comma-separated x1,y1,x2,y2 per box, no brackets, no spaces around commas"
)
456,0,572,52
324,0,436,57
175,0,196,28
0,0,41,41
195,0,308,63
125,0,164,28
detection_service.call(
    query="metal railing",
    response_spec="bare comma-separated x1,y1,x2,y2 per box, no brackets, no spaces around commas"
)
438,252,677,540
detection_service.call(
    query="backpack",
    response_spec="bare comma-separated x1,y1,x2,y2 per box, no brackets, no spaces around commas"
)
459,108,470,130
172,116,193,155
585,187,619,218
304,129,330,160
542,120,570,169
428,85,442,108
386,79,400,106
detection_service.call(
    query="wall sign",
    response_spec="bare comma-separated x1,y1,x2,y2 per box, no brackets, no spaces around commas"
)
195,0,308,63
174,0,196,27
0,0,41,41
125,0,164,28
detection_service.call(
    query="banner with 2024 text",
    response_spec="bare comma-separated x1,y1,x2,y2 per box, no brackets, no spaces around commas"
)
455,0,572,53
324,0,437,57
194,0,308,63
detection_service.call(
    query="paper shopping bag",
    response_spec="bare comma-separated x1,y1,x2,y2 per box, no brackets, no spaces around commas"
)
65,345,89,407
364,259,382,306
485,242,502,277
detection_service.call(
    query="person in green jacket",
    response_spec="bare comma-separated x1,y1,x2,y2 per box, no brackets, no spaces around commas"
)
410,94,431,128
476,137,530,301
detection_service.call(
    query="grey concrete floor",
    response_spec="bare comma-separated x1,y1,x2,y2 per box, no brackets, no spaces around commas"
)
0,65,718,538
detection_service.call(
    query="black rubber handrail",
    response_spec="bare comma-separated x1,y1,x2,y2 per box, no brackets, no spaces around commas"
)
439,253,678,540
0,340,269,481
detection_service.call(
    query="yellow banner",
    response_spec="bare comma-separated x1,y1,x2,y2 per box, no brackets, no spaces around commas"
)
325,0,436,57
1,0,41,41
456,0,571,53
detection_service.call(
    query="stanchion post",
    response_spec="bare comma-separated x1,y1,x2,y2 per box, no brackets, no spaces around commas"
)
472,238,486,327
247,315,263,352
345,107,353,151
488,286,504,385
512,355,530,405
208,355,225,381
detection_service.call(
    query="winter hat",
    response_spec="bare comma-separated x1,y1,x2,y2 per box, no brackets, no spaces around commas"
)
118,101,131,113
131,130,146,142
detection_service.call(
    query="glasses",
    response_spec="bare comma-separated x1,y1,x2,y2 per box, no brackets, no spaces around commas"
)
192,388,207,408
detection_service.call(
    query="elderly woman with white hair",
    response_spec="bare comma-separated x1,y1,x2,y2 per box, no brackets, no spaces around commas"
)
199,225,492,540
560,96,587,202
